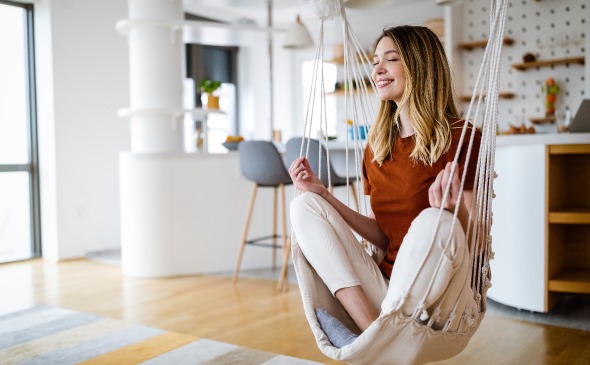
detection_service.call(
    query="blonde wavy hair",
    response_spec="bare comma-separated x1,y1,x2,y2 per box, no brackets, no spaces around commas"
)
368,25,460,166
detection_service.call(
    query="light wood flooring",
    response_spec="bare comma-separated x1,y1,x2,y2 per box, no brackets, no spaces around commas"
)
1,259,589,365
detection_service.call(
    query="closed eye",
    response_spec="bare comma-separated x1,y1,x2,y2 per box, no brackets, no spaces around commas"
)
373,58,399,66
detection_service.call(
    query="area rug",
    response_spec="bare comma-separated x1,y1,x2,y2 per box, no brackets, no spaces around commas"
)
0,305,322,365
486,294,590,332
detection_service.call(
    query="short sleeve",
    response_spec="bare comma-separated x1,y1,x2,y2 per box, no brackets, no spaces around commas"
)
362,145,372,195
457,125,482,191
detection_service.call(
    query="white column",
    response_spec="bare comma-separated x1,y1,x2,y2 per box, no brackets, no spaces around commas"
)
117,0,185,278
121,0,184,153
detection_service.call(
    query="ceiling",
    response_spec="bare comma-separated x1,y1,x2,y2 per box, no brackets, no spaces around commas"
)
182,0,443,48
182,0,421,29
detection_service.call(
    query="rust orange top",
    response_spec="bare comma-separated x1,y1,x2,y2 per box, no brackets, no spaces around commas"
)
362,122,482,278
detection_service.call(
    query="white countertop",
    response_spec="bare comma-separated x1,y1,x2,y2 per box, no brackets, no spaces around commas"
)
327,133,590,149
496,132,590,145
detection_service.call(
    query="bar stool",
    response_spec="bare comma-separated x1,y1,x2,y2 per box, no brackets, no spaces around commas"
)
233,141,293,291
286,137,359,209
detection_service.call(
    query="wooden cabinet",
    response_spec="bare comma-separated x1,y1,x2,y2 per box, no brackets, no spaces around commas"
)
546,144,590,308
489,136,590,313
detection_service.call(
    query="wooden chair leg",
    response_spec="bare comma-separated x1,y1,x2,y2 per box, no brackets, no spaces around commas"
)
350,182,359,211
278,246,291,291
272,186,278,270
278,183,290,291
233,184,258,284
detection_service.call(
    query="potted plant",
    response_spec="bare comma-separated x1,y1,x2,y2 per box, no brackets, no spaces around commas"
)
199,79,221,109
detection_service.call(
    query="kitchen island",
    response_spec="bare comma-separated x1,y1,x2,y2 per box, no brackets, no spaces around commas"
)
489,132,590,312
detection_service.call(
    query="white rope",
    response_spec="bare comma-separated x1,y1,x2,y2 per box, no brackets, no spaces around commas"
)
297,0,507,325
396,0,508,318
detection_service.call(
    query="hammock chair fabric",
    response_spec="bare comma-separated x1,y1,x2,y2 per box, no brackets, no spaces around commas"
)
290,0,508,363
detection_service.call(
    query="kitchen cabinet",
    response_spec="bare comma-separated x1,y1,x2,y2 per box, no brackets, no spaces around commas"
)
488,133,590,312
546,144,590,307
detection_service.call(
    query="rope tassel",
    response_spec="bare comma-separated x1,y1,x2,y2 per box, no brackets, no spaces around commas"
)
313,0,343,20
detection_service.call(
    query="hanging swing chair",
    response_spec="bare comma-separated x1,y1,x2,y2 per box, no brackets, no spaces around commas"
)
288,0,508,364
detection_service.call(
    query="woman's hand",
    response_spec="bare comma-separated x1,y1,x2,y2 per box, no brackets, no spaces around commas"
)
288,157,328,196
429,161,461,212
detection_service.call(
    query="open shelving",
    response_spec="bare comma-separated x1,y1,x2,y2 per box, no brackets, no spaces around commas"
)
546,144,590,307
512,56,585,71
457,37,515,51
459,92,515,102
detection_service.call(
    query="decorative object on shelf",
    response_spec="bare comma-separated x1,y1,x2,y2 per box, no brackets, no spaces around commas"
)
522,52,536,63
199,79,221,109
222,135,244,151
283,15,314,49
347,119,367,140
541,77,559,116
555,108,571,133
195,120,206,152
504,114,536,135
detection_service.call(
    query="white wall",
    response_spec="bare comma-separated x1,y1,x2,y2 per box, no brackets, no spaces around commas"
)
36,0,587,262
456,0,588,133
35,0,129,259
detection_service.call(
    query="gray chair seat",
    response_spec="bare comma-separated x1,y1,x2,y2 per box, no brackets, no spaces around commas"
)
286,137,358,209
234,141,292,291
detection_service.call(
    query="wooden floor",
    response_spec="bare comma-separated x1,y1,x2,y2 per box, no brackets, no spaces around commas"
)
1,259,589,365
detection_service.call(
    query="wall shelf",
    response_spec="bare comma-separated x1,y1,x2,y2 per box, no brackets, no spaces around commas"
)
549,211,590,224
459,92,516,102
548,268,590,294
512,56,585,71
458,37,515,51
530,116,556,124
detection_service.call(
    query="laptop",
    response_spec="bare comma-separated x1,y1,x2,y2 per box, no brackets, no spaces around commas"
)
570,99,590,133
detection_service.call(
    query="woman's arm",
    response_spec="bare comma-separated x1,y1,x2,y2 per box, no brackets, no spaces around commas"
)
428,162,468,229
289,156,389,251
428,162,482,252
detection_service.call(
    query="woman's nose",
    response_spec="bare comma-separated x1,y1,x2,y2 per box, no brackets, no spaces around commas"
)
374,65,384,74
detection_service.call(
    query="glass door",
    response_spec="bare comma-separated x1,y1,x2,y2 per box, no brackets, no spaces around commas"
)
0,1,40,263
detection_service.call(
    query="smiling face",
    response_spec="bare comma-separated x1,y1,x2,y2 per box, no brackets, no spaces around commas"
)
371,37,406,104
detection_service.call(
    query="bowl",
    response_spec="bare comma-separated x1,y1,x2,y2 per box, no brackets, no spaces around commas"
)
222,141,241,151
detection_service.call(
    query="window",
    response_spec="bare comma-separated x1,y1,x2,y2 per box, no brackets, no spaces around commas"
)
0,1,40,262
301,61,338,138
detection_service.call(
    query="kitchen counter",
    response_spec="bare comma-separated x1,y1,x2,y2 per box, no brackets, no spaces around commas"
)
489,135,590,312
496,132,590,145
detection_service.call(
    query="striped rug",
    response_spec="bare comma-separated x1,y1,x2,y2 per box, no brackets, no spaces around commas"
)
0,306,323,365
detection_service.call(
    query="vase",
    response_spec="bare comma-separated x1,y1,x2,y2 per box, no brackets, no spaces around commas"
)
206,94,220,109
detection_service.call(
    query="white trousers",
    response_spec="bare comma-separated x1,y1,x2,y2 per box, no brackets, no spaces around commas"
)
290,192,476,331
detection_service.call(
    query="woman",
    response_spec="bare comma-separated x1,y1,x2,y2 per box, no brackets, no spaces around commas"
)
288,25,481,348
